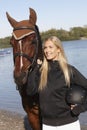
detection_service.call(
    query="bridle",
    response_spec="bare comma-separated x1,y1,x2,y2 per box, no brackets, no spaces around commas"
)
13,26,39,71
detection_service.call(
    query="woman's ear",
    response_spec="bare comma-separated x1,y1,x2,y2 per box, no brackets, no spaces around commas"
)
57,48,61,53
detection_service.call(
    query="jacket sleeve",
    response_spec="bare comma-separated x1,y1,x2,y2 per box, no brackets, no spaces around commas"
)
26,64,40,96
71,100,87,116
71,66,87,115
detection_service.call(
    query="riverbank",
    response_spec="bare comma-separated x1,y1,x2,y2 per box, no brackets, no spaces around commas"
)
0,110,87,130
0,110,32,130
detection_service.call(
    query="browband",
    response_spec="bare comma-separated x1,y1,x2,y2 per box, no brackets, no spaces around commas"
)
13,26,36,32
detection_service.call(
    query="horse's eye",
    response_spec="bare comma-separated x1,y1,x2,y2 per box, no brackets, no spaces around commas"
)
32,39,36,44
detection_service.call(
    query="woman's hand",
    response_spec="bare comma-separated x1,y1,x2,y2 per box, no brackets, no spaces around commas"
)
37,59,42,65
71,104,77,110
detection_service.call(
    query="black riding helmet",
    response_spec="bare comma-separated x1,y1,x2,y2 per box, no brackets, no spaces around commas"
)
66,85,87,105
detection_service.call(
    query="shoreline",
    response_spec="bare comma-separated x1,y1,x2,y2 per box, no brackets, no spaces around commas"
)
0,109,32,130
0,109,87,130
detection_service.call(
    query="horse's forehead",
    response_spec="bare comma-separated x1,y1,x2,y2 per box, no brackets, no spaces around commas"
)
13,20,35,40
16,20,32,26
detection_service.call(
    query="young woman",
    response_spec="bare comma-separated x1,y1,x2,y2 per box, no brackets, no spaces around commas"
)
26,36,87,130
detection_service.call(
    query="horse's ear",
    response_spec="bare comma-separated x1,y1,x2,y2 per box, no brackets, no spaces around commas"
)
29,8,37,25
6,12,18,28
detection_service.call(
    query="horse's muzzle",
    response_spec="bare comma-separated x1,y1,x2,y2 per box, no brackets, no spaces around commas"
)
14,71,28,86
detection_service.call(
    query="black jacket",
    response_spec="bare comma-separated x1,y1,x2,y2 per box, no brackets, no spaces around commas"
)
26,61,87,126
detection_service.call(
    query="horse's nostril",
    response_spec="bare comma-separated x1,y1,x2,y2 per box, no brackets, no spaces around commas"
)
14,71,28,86
20,72,26,79
14,71,26,79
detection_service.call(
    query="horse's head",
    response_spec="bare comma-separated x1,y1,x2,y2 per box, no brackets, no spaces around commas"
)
6,8,43,87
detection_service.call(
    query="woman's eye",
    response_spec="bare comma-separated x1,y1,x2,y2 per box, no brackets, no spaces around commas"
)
49,46,53,48
44,46,47,50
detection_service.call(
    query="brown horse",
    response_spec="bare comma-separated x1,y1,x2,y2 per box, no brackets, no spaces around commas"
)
6,8,43,130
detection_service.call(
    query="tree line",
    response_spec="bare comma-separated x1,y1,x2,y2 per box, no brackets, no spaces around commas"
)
0,26,87,48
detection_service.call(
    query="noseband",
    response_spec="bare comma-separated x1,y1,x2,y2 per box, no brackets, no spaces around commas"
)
13,26,39,71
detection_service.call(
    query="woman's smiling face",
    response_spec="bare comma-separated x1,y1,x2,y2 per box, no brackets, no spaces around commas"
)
43,40,60,61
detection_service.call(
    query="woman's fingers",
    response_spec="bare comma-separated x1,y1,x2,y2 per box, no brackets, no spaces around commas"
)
71,104,77,110
37,59,42,65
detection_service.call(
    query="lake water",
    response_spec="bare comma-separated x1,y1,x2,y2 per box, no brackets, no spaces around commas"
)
0,40,87,125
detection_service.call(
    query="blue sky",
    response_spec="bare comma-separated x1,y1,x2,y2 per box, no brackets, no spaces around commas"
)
0,0,87,38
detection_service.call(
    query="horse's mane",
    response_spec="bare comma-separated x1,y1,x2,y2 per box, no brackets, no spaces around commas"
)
35,25,43,60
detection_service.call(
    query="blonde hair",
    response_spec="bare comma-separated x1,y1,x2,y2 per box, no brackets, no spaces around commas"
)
39,36,71,90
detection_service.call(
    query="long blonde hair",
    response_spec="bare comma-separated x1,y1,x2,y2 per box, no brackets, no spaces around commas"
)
39,36,71,90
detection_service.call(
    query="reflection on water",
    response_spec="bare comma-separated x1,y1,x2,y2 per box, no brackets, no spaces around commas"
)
0,40,87,124
0,48,25,115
